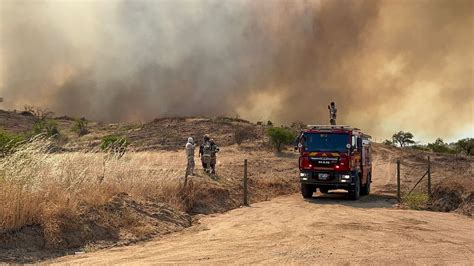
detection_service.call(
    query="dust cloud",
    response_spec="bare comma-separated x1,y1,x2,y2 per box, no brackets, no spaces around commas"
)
0,0,472,142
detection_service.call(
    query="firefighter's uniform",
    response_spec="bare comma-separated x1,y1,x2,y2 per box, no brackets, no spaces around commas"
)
199,135,219,174
185,137,195,176
329,104,337,125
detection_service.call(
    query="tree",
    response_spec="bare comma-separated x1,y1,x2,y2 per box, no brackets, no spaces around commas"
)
392,131,415,147
266,127,296,152
454,138,474,156
427,138,455,154
382,139,393,146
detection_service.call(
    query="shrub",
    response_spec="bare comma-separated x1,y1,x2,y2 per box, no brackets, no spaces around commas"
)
454,138,474,156
0,131,24,157
427,138,456,154
233,126,255,145
403,192,429,210
33,119,60,138
101,135,129,157
266,127,296,152
72,118,89,137
24,105,54,120
382,139,393,146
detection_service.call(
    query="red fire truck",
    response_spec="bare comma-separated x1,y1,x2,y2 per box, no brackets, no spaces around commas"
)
297,125,372,200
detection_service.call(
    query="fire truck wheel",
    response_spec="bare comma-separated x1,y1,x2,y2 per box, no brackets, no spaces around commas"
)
349,176,361,200
361,174,371,196
301,184,315,199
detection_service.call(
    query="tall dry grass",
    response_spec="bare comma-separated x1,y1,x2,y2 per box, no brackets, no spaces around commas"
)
0,140,299,248
0,139,190,234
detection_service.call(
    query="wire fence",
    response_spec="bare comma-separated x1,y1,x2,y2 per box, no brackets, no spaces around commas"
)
396,156,432,201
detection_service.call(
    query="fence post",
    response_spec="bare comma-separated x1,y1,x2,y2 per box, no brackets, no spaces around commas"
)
427,156,432,197
397,159,401,201
243,159,249,206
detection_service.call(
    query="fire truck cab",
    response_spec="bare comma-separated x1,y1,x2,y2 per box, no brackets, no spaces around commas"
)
297,125,372,200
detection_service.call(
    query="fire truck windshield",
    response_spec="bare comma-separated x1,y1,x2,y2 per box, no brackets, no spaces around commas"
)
303,133,349,152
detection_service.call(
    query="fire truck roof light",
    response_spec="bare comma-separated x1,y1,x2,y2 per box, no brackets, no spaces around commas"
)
307,125,360,130
304,125,372,139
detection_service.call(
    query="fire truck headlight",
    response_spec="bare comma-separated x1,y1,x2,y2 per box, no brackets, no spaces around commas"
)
341,175,351,179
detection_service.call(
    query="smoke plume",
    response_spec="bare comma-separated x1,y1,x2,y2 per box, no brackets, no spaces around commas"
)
0,0,472,142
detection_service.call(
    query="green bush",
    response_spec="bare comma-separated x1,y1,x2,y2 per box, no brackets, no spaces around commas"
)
403,192,429,210
266,127,296,152
454,138,474,156
0,131,25,156
101,135,129,157
427,138,456,154
72,118,89,137
33,119,60,138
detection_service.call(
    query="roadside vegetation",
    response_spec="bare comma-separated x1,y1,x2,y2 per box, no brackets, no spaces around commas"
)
0,131,24,157
101,135,129,154
233,125,256,146
0,123,299,256
33,119,60,138
383,130,473,156
0,139,192,249
266,127,296,152
402,192,430,210
71,118,89,137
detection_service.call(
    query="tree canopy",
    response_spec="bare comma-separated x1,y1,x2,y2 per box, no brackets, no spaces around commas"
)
392,131,415,147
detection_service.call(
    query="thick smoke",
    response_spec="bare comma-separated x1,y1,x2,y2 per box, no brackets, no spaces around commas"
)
0,0,472,141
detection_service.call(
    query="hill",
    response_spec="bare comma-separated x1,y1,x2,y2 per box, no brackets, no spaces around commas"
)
0,109,472,262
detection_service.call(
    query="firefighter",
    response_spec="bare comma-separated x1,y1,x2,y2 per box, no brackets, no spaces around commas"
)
328,102,337,125
209,138,220,174
199,134,213,173
185,137,195,176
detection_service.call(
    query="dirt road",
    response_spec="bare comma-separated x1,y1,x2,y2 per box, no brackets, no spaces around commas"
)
52,192,473,264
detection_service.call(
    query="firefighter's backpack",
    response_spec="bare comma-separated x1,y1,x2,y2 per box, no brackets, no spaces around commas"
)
202,142,212,163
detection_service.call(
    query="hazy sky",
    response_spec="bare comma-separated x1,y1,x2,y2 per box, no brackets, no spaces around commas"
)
0,0,472,142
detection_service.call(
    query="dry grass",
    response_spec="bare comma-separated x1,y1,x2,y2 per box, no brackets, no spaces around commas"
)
0,140,299,254
0,140,191,234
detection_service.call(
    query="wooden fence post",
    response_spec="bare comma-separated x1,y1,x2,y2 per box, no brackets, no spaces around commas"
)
397,159,401,201
427,156,432,197
243,159,249,206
